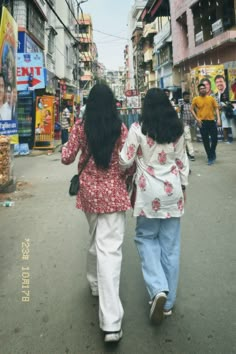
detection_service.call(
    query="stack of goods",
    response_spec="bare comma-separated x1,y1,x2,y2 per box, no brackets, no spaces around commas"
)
0,135,11,187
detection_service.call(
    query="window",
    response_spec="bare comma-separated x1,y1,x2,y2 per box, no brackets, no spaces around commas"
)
80,43,89,52
28,2,45,46
176,12,188,48
158,45,171,66
192,0,235,45
79,24,89,34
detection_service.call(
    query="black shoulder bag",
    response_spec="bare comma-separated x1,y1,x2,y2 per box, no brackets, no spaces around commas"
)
69,154,91,196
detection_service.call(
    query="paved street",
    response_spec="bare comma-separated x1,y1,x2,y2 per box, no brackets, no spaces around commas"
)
0,141,236,354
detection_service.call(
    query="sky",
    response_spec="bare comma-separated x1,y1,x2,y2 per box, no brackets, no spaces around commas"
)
78,0,134,71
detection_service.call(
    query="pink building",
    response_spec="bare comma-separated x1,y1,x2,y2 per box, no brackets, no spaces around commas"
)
170,0,236,90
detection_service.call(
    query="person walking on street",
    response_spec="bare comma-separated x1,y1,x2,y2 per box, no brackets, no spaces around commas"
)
218,93,233,143
119,88,189,325
190,83,221,165
61,83,133,343
179,91,196,161
79,97,87,119
61,105,71,145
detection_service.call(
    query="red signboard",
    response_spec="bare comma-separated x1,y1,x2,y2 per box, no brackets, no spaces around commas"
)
125,89,139,97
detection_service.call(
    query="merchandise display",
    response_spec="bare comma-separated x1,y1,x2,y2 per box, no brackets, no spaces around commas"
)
0,135,11,187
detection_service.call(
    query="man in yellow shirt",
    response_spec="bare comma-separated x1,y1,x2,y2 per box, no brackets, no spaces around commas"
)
190,83,221,165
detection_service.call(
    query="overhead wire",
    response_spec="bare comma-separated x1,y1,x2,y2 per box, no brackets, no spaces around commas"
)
44,0,79,45
93,29,128,41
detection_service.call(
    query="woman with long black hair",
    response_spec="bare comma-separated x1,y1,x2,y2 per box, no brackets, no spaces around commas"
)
62,83,132,342
120,88,189,325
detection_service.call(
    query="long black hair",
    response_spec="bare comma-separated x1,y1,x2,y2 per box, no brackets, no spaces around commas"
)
84,83,122,169
140,88,183,144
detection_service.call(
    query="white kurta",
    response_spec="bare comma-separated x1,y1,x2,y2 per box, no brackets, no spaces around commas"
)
119,122,189,219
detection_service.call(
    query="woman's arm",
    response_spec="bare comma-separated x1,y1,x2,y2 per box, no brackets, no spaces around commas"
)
61,121,81,165
119,123,139,169
174,135,189,187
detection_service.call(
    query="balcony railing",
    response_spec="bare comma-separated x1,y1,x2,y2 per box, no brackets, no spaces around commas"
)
144,48,153,62
154,21,171,51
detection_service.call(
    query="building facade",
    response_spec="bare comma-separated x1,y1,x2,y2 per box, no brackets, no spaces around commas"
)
77,13,95,98
170,0,236,92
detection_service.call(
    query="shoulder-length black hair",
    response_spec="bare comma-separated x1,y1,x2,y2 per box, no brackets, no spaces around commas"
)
140,88,183,144
84,83,122,169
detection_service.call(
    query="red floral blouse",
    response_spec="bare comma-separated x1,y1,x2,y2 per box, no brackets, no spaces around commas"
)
61,120,132,213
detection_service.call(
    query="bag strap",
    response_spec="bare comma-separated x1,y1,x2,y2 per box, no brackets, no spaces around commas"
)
78,153,91,177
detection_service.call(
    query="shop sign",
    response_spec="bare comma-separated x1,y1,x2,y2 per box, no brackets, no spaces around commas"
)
17,53,45,91
18,32,42,53
125,89,139,97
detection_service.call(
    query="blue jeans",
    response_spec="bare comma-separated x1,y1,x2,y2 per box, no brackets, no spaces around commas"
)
135,216,181,310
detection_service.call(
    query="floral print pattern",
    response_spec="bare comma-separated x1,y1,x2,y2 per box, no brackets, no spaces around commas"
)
147,136,155,147
158,150,167,164
176,158,184,170
127,144,136,160
152,198,161,212
164,181,173,196
170,165,178,176
139,210,146,216
138,174,146,191
177,197,184,211
147,166,155,176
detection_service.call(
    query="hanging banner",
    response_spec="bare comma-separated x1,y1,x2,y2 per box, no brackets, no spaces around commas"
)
228,68,236,101
0,6,18,144
190,65,225,98
17,52,45,91
34,95,54,149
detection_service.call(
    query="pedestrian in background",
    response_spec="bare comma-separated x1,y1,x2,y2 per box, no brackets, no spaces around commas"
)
119,88,189,325
219,93,233,143
200,78,213,96
190,83,221,165
179,91,196,161
79,97,87,119
61,83,133,343
61,105,71,145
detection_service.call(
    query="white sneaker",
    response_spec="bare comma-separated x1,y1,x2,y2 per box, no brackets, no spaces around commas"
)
104,330,123,343
91,288,99,297
149,292,167,325
163,308,173,316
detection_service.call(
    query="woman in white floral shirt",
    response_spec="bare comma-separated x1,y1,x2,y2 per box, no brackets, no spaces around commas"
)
120,88,189,325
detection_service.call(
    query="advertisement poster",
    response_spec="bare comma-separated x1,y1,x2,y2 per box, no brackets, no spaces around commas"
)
0,6,18,144
34,96,54,148
190,65,225,98
228,68,236,100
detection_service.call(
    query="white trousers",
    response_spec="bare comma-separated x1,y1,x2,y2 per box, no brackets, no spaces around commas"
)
85,211,125,332
184,125,195,156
